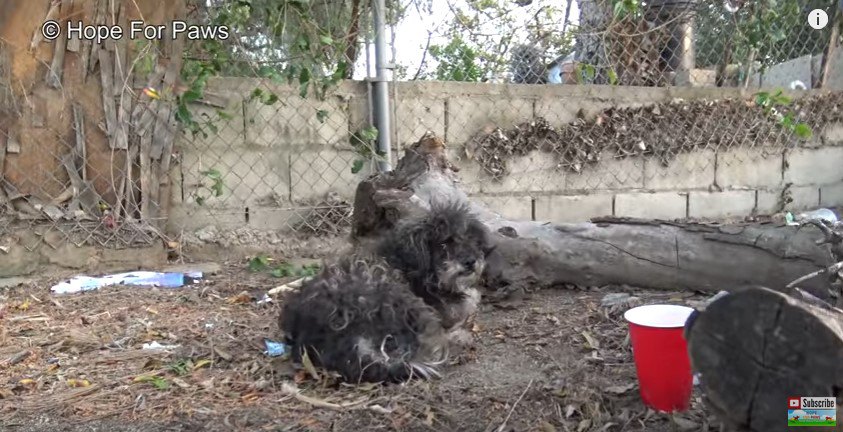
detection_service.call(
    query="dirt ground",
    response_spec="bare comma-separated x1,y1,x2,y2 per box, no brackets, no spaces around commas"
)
0,258,721,432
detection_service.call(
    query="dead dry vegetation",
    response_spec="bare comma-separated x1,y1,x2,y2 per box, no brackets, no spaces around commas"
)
0,259,721,432
467,92,843,179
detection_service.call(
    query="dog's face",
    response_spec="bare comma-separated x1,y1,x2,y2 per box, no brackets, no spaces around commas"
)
378,200,496,298
433,223,489,291
423,206,494,294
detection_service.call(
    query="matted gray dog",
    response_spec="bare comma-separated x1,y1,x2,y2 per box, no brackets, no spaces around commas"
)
278,200,496,383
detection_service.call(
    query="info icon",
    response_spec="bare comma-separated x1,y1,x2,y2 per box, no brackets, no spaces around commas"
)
788,397,801,409
809,9,829,30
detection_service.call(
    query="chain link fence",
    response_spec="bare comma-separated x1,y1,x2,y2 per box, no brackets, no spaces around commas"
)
0,37,167,254
1,0,842,260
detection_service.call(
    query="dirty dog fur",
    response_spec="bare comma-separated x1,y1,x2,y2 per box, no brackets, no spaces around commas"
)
278,201,494,383
376,201,494,341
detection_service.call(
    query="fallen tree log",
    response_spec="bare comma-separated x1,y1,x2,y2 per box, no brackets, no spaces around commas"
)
351,132,836,299
686,286,843,432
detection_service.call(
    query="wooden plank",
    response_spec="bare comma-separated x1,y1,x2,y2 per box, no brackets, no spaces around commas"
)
80,36,92,82
103,0,118,52
6,130,20,154
66,0,81,52
87,0,108,74
29,1,61,52
30,96,46,128
139,128,152,221
72,104,87,181
150,24,186,161
125,141,139,220
0,125,9,210
112,0,126,98
59,153,84,206
150,105,171,160
98,48,126,150
45,0,71,89
131,64,166,136
0,128,6,177
153,0,188,229
111,0,130,152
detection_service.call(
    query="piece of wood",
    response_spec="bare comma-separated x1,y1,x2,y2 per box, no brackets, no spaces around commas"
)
87,0,108,74
131,64,165,135
29,0,61,52
72,104,87,181
151,16,186,228
62,0,85,53
65,0,81,52
0,124,10,211
139,128,152,221
45,0,71,89
30,95,46,128
98,48,127,150
6,130,20,153
351,133,837,300
817,3,842,89
686,286,843,432
58,152,100,217
112,0,126,98
112,0,130,152
103,0,118,52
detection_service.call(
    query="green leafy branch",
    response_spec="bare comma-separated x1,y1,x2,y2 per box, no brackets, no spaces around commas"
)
247,254,321,278
191,168,225,206
754,90,813,140
173,0,351,140
349,125,384,174
611,0,641,19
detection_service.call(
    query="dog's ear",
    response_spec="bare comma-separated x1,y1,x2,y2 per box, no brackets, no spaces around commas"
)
465,218,493,249
427,210,454,243
387,222,433,273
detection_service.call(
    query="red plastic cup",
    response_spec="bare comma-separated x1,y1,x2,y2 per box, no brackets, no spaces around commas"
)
623,304,694,413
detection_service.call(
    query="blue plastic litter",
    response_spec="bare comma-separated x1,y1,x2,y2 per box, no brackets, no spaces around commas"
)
264,338,287,357
50,271,204,294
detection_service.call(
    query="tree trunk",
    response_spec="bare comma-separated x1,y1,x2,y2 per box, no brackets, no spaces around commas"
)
573,0,612,84
343,0,363,79
0,0,186,239
686,286,843,432
351,133,836,301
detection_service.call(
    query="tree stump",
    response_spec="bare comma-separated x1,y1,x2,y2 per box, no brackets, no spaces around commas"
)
351,132,837,300
686,286,843,432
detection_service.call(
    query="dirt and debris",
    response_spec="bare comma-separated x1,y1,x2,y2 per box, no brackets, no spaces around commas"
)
0,262,723,431
293,192,354,237
182,229,348,259
466,92,843,180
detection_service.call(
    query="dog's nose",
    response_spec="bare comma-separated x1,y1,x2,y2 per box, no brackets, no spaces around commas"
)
463,259,476,270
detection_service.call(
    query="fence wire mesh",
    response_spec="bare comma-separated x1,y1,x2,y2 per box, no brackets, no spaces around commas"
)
1,0,842,256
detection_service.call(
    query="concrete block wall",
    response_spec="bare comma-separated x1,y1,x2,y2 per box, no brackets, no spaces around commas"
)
752,52,843,90
168,78,843,233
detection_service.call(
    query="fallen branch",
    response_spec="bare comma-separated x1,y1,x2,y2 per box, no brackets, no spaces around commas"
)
267,277,310,296
786,260,843,289
351,133,837,301
3,350,31,366
496,378,533,432
280,382,392,414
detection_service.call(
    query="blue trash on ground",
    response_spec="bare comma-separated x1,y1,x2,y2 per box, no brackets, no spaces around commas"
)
50,271,203,294
264,338,287,357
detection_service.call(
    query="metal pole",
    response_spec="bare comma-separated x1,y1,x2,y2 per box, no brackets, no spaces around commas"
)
371,0,392,172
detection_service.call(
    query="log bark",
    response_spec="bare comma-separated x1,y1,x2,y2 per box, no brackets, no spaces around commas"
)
351,133,837,300
686,286,843,432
